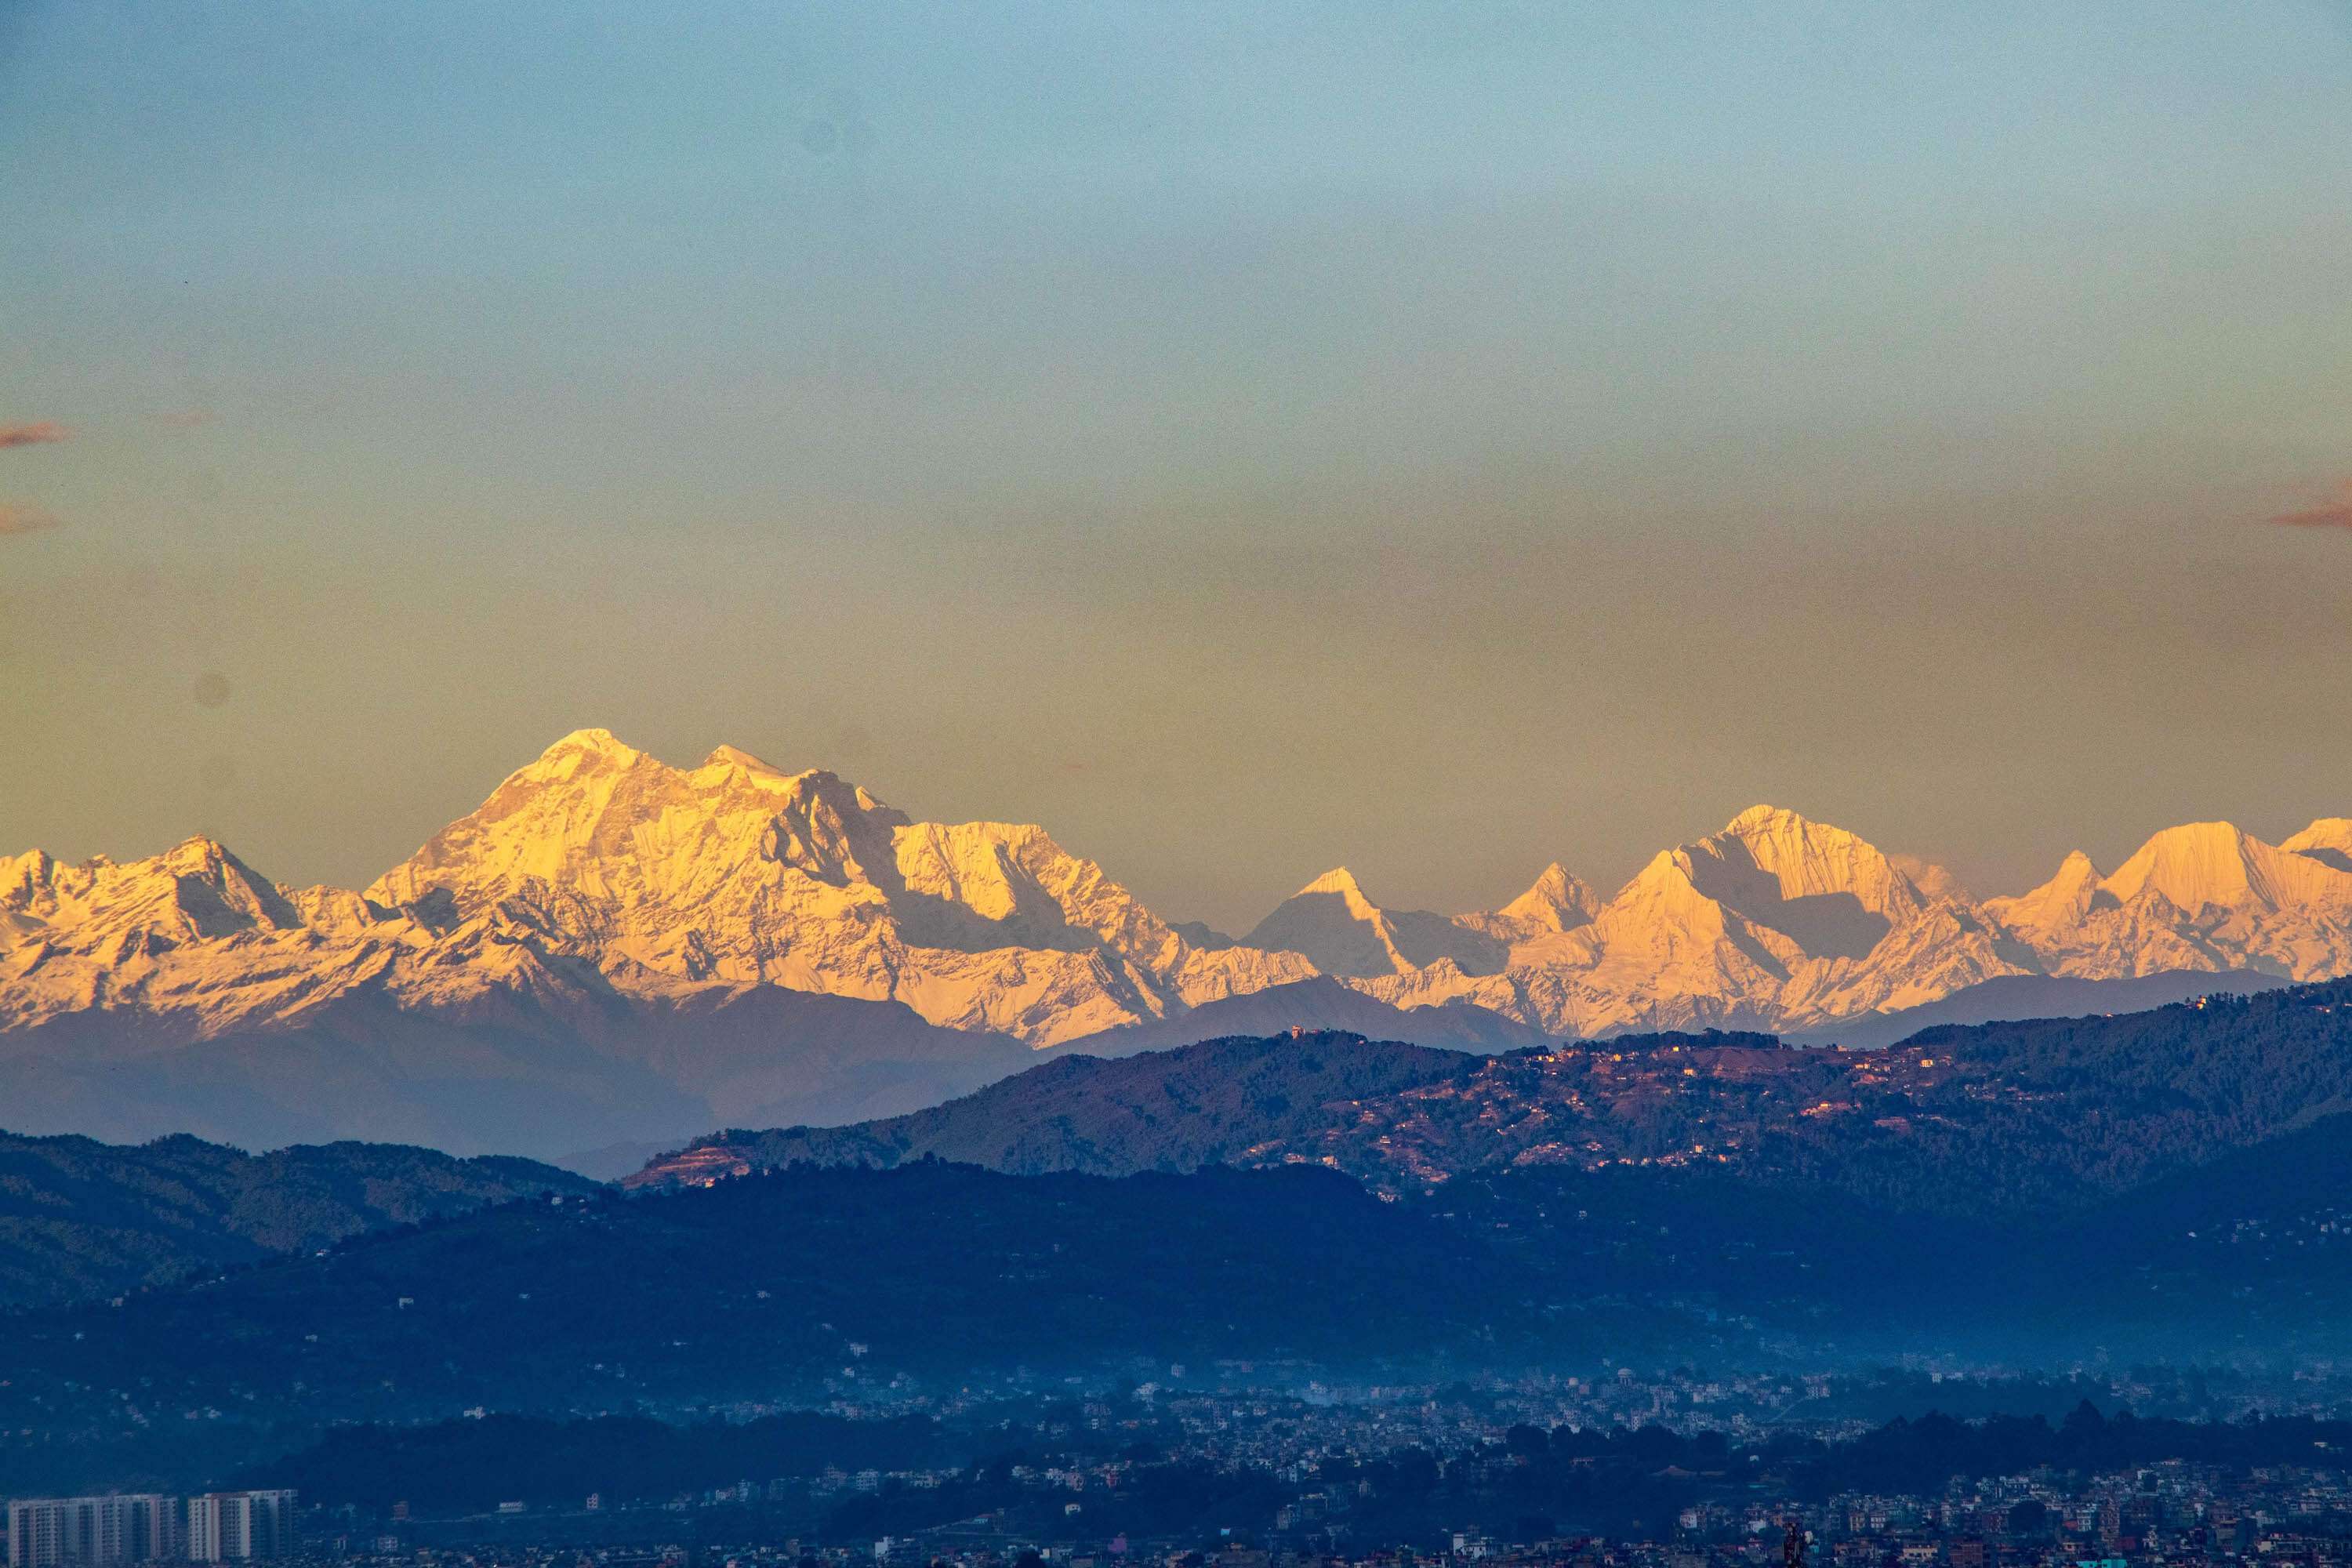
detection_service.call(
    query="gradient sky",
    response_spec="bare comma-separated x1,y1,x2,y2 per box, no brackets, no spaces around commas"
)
3,2,2350,934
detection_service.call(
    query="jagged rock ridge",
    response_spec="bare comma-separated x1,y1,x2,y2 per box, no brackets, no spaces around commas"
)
6,730,2352,1151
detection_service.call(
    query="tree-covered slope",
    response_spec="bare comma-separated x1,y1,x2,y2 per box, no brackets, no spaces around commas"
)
627,1030,1479,1183
637,982,2352,1221
0,1162,1584,1439
0,1130,599,1307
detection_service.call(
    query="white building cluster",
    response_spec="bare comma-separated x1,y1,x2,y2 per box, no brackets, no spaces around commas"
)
5,1492,295,1568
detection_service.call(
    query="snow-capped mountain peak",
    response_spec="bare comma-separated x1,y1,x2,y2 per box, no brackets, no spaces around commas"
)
1243,867,1414,978
1661,805,1923,964
8,729,2352,1069
699,742,786,775
1297,866,1374,902
2,833,302,947
1707,804,1923,913
2282,817,2352,873
1984,849,2108,939
2100,821,2352,916
354,731,1309,1044
1490,862,1599,934
521,725,646,776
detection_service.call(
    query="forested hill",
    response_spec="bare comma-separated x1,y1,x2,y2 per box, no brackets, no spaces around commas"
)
626,1031,1483,1184
0,1163,1556,1449
0,1130,599,1308
9,1148,2352,1497
633,982,2352,1222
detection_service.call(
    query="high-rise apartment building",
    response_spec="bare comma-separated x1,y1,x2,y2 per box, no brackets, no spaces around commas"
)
5,1496,177,1568
5,1490,293,1567
183,1492,296,1563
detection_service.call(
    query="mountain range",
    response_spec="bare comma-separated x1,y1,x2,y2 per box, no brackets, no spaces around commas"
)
7,727,2352,1155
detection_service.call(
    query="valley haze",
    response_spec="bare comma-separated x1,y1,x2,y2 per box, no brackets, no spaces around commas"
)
7,5,2352,1553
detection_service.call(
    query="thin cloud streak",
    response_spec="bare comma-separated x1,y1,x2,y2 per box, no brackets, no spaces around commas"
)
0,502,60,535
0,422,67,448
2270,481,2352,530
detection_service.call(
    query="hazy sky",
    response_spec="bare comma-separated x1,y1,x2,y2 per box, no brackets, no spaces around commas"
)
4,2,2350,933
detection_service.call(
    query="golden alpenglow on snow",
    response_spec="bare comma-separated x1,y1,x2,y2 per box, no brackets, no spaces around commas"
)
10,731,2352,1064
9,6,2352,1526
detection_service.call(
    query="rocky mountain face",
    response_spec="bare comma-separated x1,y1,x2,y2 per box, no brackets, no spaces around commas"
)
361,731,1312,1043
0,731,1311,1056
1981,822,2352,984
5,728,2352,1153
1350,806,2352,1035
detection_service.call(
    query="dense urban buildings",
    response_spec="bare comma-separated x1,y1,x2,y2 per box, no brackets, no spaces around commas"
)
5,1494,295,1568
5,1497,175,1568
183,1494,297,1565
116,1450,2352,1568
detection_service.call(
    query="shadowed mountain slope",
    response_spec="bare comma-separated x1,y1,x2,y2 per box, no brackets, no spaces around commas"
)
0,984,1034,1160
1779,967,2292,1049
626,1031,1475,1183
0,1130,597,1308
1047,976,1553,1058
633,981,2352,1223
